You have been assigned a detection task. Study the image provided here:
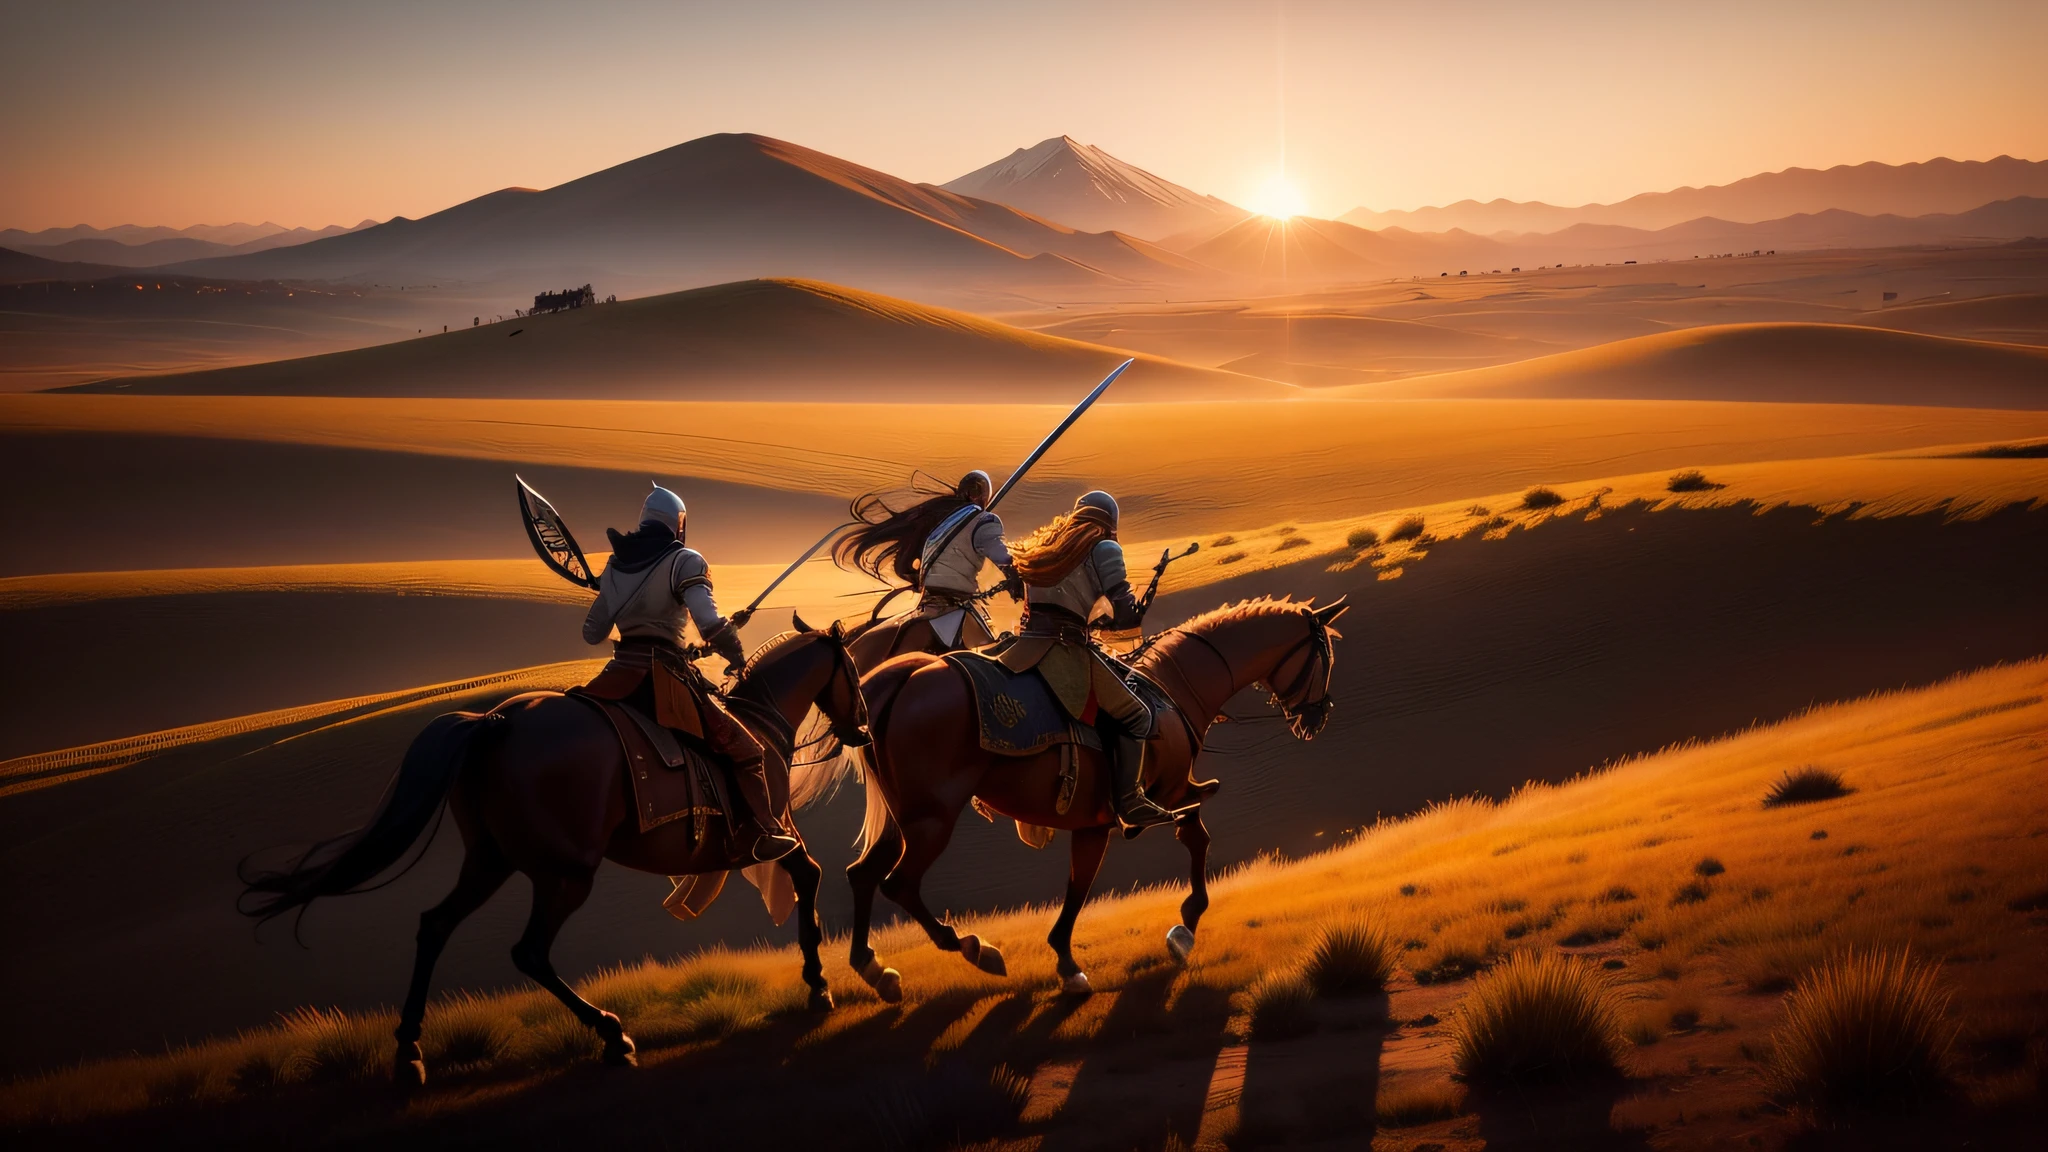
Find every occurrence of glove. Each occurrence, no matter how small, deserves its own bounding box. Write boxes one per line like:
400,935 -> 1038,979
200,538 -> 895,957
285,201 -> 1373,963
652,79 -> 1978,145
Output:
728,607 -> 754,630
1000,563 -> 1025,603
710,624 -> 747,675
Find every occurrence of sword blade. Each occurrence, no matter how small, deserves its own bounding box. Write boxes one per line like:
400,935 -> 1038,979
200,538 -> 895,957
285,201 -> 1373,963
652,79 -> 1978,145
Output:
987,358 -> 1133,512
741,521 -> 854,615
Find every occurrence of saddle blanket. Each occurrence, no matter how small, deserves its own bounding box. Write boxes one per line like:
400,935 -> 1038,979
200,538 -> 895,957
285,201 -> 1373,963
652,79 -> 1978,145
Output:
570,690 -> 731,838
946,650 -> 1104,757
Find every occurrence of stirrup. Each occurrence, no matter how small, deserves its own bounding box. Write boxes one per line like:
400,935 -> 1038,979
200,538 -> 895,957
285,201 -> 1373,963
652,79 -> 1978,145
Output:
748,832 -> 799,863
1115,790 -> 1178,835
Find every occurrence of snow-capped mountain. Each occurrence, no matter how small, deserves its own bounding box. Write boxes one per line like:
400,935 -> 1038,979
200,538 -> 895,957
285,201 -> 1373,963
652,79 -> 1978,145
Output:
942,136 -> 1245,240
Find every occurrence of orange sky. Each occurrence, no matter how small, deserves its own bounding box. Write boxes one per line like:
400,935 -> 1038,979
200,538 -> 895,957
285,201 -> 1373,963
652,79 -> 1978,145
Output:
4,0 -> 2045,230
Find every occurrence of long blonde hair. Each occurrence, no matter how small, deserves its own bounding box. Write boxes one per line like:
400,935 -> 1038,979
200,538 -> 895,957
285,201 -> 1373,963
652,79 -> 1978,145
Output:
1011,505 -> 1115,586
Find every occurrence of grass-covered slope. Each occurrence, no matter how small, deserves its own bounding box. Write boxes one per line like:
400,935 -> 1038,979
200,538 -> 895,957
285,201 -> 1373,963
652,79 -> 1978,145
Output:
5,660 -> 2042,1148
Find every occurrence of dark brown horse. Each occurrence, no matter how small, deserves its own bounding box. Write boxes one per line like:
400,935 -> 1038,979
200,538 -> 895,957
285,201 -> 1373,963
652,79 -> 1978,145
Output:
796,597 -> 1347,1000
242,625 -> 870,1085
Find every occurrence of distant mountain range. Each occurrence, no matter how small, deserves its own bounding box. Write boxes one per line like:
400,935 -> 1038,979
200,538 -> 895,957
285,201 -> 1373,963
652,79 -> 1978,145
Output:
0,221 -> 375,268
165,134 -> 1210,296
1175,196 -> 2048,284
1341,156 -> 2048,235
5,141 -> 2044,297
941,136 -> 1246,240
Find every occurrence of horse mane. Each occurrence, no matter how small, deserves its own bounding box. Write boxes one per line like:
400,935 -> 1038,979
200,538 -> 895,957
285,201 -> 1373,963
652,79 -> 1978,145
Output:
1173,595 -> 1313,634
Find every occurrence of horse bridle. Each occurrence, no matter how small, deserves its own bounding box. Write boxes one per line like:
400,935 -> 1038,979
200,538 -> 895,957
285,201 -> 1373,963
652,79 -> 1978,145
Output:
1149,607 -> 1337,739
823,628 -> 873,747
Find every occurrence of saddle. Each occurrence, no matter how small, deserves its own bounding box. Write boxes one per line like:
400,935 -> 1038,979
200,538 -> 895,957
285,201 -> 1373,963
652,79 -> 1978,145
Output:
571,644 -> 735,838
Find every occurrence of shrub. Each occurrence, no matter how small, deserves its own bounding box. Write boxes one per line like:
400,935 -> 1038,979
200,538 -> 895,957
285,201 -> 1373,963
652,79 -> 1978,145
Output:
1451,952 -> 1625,1086
1211,534 -> 1236,546
279,1007 -> 384,1084
1274,535 -> 1310,552
1375,1080 -> 1465,1127
1671,881 -> 1711,905
1764,767 -> 1851,807
1667,469 -> 1725,492
1695,857 -> 1726,877
1521,486 -> 1565,510
423,993 -> 519,1071
1246,969 -> 1317,1040
1346,526 -> 1380,550
1304,918 -> 1399,997
1770,949 -> 1956,1114
1387,515 -> 1426,542
1217,550 -> 1247,565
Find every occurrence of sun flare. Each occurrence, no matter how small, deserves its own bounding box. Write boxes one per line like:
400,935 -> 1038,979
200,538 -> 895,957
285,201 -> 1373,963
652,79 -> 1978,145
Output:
1248,174 -> 1308,220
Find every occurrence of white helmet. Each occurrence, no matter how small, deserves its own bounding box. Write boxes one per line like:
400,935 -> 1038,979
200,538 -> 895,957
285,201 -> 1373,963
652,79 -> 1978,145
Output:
640,483 -> 686,534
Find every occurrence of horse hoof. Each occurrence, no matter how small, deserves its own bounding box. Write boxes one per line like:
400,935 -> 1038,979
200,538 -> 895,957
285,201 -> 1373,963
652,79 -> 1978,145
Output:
1166,924 -> 1196,966
807,986 -> 836,1013
394,1058 -> 427,1089
860,957 -> 905,1004
602,1034 -> 638,1068
959,934 -> 1007,976
1061,971 -> 1093,997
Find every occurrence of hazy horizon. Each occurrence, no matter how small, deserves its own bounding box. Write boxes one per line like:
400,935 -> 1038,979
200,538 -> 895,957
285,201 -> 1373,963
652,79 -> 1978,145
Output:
5,0 -> 2046,232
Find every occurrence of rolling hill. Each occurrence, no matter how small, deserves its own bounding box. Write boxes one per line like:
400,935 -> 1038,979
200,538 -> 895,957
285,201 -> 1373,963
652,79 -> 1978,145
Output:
170,134 -> 1203,295
60,277 -> 1292,401
1337,322 -> 2048,408
942,135 -> 1247,239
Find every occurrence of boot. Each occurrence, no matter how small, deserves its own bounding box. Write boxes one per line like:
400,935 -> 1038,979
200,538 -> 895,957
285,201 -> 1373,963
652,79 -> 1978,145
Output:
728,758 -> 799,863
1109,728 -> 1177,837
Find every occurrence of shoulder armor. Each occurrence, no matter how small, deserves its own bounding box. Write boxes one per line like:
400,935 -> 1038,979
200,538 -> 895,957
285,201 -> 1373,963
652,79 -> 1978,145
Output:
672,547 -> 712,592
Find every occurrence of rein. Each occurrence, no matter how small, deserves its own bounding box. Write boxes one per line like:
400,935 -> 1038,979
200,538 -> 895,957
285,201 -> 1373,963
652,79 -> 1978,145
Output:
1141,610 -> 1335,736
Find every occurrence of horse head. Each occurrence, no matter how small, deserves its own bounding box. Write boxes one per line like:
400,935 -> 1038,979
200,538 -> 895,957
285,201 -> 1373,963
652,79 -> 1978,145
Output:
1271,597 -> 1346,741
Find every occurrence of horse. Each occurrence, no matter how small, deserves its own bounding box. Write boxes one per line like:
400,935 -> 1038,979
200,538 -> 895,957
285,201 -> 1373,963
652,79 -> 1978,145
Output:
240,624 -> 871,1086
795,596 -> 1348,1000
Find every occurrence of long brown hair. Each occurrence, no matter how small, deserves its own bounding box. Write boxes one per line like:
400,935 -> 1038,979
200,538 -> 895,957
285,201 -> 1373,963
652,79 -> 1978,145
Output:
1011,506 -> 1115,586
833,473 -> 985,586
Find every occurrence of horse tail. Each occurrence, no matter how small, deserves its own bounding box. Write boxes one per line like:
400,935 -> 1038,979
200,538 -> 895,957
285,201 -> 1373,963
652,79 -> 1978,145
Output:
848,655 -> 921,853
239,710 -> 501,925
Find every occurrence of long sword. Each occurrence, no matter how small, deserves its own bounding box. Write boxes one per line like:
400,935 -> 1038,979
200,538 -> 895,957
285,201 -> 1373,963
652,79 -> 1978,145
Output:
921,357 -> 1135,573
735,520 -> 856,620
989,358 -> 1133,511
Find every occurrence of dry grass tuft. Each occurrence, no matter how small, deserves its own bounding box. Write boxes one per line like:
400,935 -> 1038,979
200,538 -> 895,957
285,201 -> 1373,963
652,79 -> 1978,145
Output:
1764,766 -> 1852,807
1451,952 -> 1625,1087
278,1007 -> 386,1084
1345,526 -> 1380,550
1521,486 -> 1565,509
1304,917 -> 1398,997
1246,969 -> 1318,1040
1386,515 -> 1426,542
422,993 -> 518,1071
1274,535 -> 1310,552
1667,469 -> 1726,492
1217,550 -> 1247,565
1770,949 -> 1957,1114
1375,1080 -> 1466,1127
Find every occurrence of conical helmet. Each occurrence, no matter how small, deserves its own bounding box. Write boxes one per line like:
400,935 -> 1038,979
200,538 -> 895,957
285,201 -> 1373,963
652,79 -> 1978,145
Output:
640,483 -> 686,534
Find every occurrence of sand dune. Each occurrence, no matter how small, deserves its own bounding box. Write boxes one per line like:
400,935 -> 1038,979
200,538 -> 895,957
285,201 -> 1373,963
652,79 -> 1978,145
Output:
0,557 -> 877,759
3,451 -> 2040,1073
60,278 -> 1287,401
1858,291 -> 2048,345
11,394 -> 2048,579
1334,322 -> 2048,408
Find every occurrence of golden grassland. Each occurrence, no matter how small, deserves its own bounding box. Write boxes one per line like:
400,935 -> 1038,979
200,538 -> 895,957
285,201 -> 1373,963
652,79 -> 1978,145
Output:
7,657 -> 2042,1144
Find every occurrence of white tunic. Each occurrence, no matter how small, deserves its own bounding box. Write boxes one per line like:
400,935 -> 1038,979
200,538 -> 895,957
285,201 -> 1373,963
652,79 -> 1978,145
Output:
1025,539 -> 1132,621
921,511 -> 1011,595
582,545 -> 723,647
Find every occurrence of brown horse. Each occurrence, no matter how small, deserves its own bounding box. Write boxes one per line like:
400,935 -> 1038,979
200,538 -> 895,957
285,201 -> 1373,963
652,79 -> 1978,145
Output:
241,625 -> 870,1085
799,597 -> 1347,1000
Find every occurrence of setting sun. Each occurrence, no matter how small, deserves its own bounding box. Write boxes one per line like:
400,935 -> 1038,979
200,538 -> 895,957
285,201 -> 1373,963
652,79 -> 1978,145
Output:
1248,173 -> 1308,219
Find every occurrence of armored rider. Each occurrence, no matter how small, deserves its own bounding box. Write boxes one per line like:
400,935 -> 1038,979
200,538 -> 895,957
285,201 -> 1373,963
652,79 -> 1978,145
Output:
836,470 -> 1023,651
1004,490 -> 1178,833
581,484 -> 798,863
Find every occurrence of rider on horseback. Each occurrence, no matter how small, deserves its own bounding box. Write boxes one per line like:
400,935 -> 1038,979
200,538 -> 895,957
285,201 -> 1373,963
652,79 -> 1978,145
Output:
1008,490 -> 1179,833
836,470 -> 1023,652
581,483 -> 798,863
